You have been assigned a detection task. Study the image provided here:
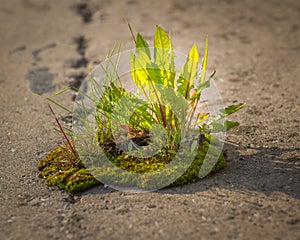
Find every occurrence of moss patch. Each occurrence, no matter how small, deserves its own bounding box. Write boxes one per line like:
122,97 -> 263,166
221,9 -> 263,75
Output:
37,137 -> 225,193
37,145 -> 100,193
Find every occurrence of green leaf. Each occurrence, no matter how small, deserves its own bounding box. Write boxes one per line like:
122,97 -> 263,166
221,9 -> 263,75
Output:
153,26 -> 175,87
97,83 -> 125,113
206,103 -> 244,131
219,103 -> 245,117
224,121 -> 239,131
200,36 -> 208,84
196,112 -> 210,124
154,26 -> 171,50
154,26 -> 171,67
136,33 -> 151,58
177,44 -> 199,99
130,51 -> 152,86
211,121 -> 239,132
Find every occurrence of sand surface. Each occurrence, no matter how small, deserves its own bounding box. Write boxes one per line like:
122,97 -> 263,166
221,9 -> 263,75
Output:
1,0 -> 299,239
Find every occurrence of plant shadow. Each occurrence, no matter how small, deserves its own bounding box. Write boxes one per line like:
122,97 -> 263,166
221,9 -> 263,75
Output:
80,142 -> 300,199
161,142 -> 300,199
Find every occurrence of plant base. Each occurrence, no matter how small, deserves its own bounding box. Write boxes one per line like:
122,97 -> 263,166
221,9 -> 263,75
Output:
37,137 -> 225,194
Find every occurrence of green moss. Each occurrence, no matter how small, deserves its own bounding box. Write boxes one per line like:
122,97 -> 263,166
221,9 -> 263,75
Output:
171,141 -> 225,186
37,137 -> 225,193
37,145 -> 100,194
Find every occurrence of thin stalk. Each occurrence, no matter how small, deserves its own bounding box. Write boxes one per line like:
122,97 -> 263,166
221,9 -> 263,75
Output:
188,70 -> 216,129
127,23 -> 136,44
148,80 -> 168,128
48,104 -> 76,154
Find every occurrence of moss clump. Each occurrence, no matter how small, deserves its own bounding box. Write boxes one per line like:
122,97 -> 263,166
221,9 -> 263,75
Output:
171,140 -> 225,186
37,145 -> 100,194
37,136 -> 225,193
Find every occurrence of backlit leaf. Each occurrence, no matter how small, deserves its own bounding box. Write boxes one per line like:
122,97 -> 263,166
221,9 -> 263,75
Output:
136,33 -> 151,58
177,44 -> 199,99
200,36 -> 208,84
153,26 -> 175,87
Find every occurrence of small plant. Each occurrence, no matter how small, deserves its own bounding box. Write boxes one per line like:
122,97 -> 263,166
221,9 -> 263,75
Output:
38,25 -> 244,193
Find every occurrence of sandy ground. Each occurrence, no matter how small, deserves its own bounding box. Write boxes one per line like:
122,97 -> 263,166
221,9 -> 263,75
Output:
1,0 -> 300,239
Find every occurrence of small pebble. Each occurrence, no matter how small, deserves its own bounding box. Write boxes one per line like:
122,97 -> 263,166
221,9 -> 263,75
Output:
147,204 -> 156,208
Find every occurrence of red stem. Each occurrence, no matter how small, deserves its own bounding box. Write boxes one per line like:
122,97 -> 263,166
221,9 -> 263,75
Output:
48,104 -> 76,154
